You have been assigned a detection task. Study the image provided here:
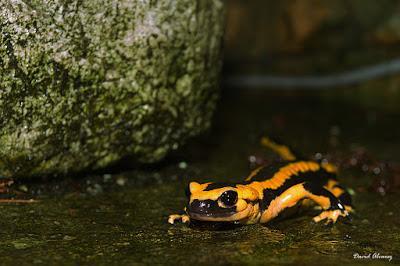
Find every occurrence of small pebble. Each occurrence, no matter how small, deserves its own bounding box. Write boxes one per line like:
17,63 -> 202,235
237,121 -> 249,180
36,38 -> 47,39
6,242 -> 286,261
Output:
314,153 -> 323,160
330,125 -> 341,136
13,242 -> 29,250
18,185 -> 28,192
373,167 -> 381,175
63,235 -> 76,241
347,188 -> 356,196
178,161 -> 188,169
86,184 -> 103,196
103,174 -> 112,182
116,177 -> 127,186
377,187 -> 386,196
249,155 -> 257,163
361,219 -> 370,224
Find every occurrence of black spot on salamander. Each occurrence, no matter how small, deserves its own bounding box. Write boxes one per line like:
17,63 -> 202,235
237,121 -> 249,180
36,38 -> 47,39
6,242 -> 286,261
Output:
247,162 -> 289,182
303,181 -> 332,197
332,184 -> 352,206
260,189 -> 278,211
338,191 -> 353,206
259,168 -> 333,211
333,183 -> 346,190
188,199 -> 236,217
204,183 -> 237,191
303,182 -> 344,211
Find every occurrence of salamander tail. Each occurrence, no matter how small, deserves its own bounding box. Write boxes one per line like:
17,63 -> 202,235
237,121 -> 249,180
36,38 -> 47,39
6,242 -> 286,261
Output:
260,136 -> 300,161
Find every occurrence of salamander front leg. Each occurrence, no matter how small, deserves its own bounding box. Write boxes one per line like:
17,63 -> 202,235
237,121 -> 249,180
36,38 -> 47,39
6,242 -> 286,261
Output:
168,208 -> 190,224
261,182 -> 349,224
168,214 -> 190,224
312,209 -> 345,223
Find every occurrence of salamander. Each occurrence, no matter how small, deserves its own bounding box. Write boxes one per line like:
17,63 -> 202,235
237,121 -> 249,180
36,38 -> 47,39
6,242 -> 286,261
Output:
168,137 -> 353,225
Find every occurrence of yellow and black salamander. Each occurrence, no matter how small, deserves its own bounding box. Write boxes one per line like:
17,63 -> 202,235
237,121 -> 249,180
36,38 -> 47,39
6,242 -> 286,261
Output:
168,137 -> 353,225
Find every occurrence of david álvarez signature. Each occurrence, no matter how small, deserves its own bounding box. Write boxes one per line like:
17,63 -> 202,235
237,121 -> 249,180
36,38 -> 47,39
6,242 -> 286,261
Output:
353,252 -> 393,262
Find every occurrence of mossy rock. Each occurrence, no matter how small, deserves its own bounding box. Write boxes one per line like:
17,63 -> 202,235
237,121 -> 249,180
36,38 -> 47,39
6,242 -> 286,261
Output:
0,0 -> 224,178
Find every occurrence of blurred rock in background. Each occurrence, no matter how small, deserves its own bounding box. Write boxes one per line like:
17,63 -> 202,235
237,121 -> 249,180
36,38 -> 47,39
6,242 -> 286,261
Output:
225,0 -> 400,70
223,0 -> 400,111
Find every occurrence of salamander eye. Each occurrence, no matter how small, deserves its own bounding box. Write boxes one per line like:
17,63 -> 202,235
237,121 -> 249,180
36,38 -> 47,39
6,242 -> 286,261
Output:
219,190 -> 238,207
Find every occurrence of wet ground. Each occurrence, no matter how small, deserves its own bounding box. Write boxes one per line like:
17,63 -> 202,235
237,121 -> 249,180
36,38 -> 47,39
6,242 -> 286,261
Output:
0,89 -> 399,265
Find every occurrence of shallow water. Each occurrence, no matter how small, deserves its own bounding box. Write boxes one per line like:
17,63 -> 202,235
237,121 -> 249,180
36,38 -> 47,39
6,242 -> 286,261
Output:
0,89 -> 399,265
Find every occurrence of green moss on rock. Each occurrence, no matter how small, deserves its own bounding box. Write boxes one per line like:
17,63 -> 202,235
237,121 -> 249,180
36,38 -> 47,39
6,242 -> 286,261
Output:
0,0 -> 225,178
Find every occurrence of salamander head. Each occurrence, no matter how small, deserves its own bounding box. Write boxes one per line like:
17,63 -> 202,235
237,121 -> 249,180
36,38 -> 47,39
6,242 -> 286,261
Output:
185,182 -> 260,223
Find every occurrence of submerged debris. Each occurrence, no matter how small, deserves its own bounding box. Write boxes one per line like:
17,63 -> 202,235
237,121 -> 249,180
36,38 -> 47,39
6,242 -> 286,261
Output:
248,142 -> 399,196
178,161 -> 188,170
0,178 -> 38,203
331,146 -> 400,195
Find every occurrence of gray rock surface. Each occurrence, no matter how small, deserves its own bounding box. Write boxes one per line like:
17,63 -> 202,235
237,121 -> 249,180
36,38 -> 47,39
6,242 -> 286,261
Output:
0,0 -> 225,178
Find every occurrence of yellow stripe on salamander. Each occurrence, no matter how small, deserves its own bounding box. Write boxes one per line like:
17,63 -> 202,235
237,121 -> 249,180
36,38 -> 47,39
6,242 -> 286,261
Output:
256,161 -> 320,190
245,166 -> 264,181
